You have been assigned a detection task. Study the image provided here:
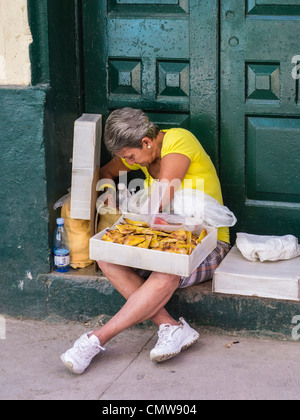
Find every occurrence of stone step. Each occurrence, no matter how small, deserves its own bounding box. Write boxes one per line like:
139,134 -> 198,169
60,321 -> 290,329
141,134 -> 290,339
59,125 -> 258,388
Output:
45,265 -> 300,340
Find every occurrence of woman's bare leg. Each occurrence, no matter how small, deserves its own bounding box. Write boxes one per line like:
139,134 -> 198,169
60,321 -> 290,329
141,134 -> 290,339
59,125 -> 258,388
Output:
91,262 -> 180,345
97,261 -> 179,327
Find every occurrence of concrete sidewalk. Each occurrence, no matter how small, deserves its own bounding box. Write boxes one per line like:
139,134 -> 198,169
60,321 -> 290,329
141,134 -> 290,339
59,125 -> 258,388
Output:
1,316 -> 300,401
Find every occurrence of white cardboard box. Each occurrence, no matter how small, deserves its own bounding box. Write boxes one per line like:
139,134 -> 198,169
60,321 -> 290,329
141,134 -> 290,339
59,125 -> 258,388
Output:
213,245 -> 300,301
89,215 -> 217,277
70,114 -> 102,220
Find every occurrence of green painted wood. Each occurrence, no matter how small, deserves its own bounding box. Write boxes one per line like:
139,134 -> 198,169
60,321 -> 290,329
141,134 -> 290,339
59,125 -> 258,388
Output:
220,0 -> 300,239
27,0 -> 50,85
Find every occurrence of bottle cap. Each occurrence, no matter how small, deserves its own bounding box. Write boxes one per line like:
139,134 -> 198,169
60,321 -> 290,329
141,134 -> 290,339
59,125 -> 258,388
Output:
56,218 -> 64,225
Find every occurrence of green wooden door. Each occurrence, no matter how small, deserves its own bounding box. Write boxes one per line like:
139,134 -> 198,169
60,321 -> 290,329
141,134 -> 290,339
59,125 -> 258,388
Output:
82,0 -> 300,239
82,0 -> 220,166
221,0 -> 300,238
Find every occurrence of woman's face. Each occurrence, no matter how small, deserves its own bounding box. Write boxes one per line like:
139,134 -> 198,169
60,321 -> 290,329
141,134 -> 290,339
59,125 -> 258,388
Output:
117,140 -> 153,167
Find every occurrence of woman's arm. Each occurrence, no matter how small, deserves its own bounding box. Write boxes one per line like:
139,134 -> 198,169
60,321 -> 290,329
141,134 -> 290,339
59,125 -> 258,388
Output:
158,153 -> 191,211
99,156 -> 131,181
98,156 -> 132,191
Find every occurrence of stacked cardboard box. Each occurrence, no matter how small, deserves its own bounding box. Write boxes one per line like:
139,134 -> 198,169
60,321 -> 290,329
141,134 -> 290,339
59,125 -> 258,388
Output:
70,114 -> 102,220
213,245 -> 300,301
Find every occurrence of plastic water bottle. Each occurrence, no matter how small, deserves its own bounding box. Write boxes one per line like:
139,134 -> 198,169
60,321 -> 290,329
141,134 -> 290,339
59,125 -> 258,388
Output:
53,218 -> 70,272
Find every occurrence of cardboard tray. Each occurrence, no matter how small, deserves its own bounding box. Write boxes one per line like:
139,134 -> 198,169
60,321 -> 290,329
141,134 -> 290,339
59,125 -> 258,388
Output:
89,215 -> 217,277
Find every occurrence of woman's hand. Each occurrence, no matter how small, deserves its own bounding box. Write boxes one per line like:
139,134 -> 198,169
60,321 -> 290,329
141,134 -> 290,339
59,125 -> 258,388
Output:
97,157 -> 131,211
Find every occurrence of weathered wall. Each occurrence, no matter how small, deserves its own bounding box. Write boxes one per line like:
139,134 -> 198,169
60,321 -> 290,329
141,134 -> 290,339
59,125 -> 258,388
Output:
0,0 -> 50,317
0,0 -> 81,318
0,87 -> 50,317
0,0 -> 32,85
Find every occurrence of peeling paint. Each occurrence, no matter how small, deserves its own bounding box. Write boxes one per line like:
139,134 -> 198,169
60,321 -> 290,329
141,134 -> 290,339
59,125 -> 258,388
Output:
26,271 -> 33,280
18,272 -> 33,290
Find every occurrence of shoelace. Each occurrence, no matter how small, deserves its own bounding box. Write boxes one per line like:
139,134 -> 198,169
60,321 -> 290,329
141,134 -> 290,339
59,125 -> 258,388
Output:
156,324 -> 182,348
73,337 -> 105,361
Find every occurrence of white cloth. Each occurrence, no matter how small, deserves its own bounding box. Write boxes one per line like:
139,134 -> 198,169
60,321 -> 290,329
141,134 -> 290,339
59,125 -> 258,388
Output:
236,233 -> 300,262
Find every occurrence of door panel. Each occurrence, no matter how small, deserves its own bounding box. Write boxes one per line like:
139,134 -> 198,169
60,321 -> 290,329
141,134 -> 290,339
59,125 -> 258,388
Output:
247,0 -> 300,17
82,0 -> 220,166
107,17 -> 190,110
108,0 -> 189,14
221,0 -> 300,238
247,117 -> 300,201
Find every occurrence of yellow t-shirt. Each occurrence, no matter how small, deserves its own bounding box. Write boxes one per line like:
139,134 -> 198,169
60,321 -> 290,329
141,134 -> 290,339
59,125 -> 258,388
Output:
122,128 -> 230,244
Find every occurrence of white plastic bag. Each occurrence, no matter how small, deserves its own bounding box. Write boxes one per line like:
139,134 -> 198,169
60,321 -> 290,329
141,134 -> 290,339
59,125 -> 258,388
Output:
236,232 -> 300,262
127,188 -> 148,214
53,189 -> 71,210
127,184 -> 237,228
173,188 -> 237,228
127,182 -> 172,215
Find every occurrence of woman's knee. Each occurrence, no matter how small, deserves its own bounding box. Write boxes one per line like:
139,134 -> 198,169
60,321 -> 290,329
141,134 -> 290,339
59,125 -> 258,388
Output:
150,272 -> 181,292
97,260 -> 110,273
97,260 -> 134,278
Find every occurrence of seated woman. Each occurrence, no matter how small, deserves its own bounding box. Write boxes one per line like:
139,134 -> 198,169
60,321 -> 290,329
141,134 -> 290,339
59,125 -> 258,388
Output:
61,108 -> 231,374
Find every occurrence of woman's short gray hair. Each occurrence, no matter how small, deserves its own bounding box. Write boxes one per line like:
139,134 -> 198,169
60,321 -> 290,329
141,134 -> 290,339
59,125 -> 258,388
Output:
104,108 -> 160,156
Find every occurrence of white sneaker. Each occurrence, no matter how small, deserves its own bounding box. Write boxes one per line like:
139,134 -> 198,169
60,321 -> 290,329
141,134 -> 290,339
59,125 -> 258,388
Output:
60,333 -> 105,374
150,317 -> 199,362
